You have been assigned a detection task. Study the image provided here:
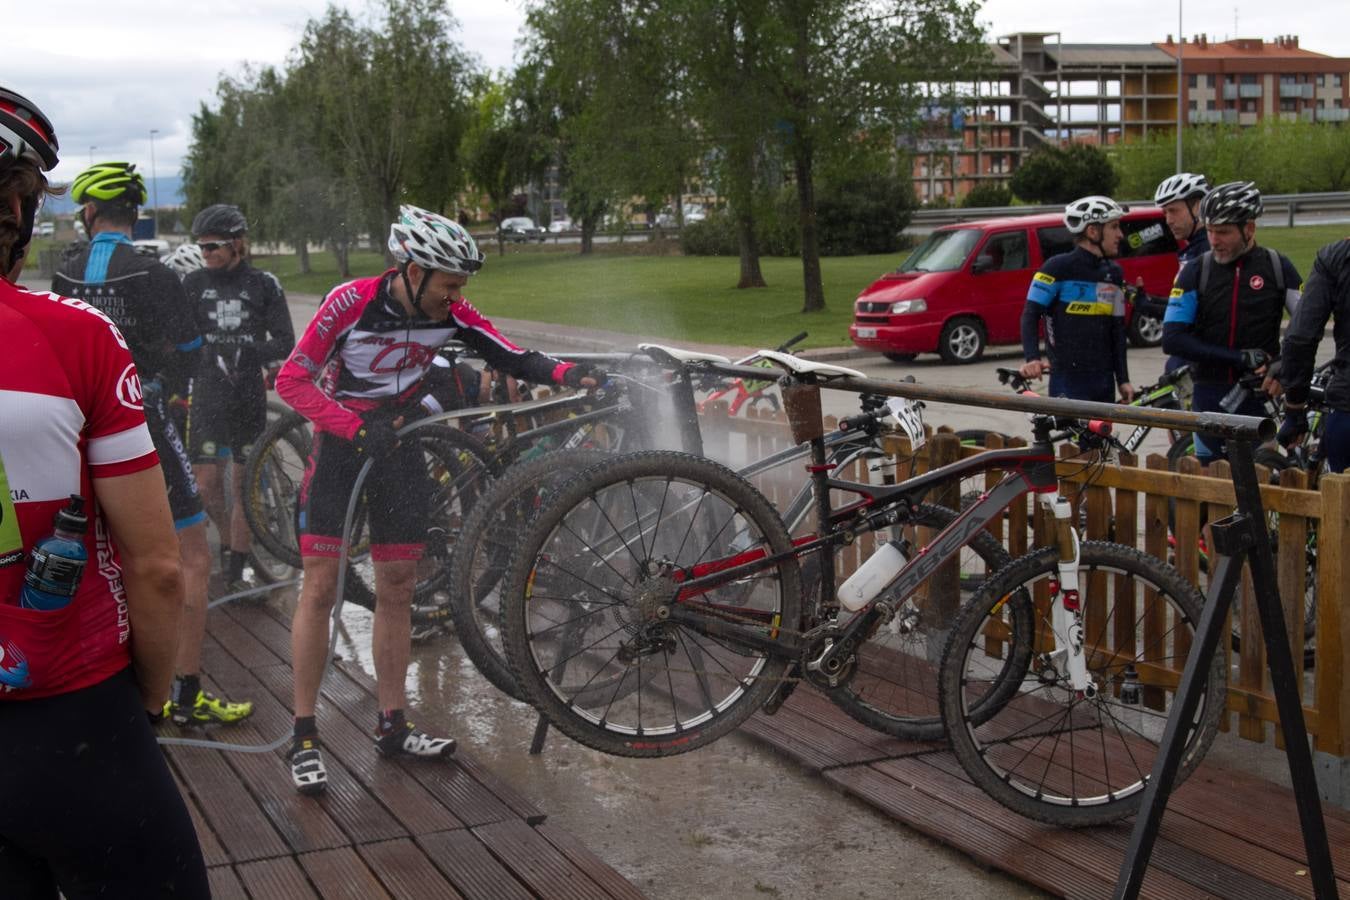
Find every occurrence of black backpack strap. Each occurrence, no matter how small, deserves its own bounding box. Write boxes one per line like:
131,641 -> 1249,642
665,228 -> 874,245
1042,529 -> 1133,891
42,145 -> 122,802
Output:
1267,246 -> 1285,293
1198,250 -> 1213,294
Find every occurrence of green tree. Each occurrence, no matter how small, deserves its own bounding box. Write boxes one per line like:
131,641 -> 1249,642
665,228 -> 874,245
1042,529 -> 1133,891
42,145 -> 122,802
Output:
464,74 -> 554,255
756,0 -> 986,311
1011,143 -> 1118,204
960,182 -> 1012,208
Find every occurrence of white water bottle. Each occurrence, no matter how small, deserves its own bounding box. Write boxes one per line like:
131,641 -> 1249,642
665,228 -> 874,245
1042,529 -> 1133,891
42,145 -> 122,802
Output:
837,540 -> 907,612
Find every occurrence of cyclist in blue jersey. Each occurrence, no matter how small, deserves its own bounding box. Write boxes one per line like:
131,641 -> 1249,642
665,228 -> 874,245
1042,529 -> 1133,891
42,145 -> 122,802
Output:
1162,181 -> 1302,463
1019,196 -> 1135,403
53,162 -> 253,728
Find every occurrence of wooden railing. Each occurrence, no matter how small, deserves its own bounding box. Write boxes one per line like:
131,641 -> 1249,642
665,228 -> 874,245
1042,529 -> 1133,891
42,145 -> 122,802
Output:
698,401 -> 1350,757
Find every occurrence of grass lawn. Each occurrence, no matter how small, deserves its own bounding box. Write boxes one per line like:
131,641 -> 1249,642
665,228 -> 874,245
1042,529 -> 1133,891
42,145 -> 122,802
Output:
249,221 -> 1348,349
255,246 -> 897,349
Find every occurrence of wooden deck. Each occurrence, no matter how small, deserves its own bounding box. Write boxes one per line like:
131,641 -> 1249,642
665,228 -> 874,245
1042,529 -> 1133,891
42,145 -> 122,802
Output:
161,601 -> 646,900
739,687 -> 1350,900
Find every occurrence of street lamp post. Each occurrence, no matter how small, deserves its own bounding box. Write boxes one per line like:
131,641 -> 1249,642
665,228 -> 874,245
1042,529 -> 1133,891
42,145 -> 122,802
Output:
149,129 -> 160,237
1176,0 -> 1184,172
88,145 -> 96,166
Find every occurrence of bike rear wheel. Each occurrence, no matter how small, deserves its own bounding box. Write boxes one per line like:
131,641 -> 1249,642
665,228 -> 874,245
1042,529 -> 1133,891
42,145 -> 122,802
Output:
500,451 -> 802,757
447,448 -> 612,700
243,411 -> 312,569
940,542 -> 1224,827
826,503 -> 1012,741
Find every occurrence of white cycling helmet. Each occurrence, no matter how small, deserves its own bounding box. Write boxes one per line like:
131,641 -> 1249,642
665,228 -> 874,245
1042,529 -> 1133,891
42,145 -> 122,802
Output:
165,242 -> 205,278
1153,172 -> 1209,208
1064,196 -> 1125,235
388,204 -> 483,276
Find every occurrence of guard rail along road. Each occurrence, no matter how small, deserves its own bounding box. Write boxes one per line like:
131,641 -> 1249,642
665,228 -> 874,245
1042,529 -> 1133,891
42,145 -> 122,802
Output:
910,191 -> 1350,229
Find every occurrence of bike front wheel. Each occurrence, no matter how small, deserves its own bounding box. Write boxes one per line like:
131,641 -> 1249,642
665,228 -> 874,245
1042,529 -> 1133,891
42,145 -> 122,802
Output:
939,542 -> 1225,827
500,451 -> 802,757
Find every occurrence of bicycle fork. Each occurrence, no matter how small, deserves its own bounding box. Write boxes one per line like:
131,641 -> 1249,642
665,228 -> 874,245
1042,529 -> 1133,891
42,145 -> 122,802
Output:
1039,492 -> 1094,697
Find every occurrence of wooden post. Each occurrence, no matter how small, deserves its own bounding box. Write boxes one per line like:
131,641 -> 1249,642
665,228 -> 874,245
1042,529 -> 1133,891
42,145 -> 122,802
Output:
927,432 -> 962,635
1315,474 -> 1350,755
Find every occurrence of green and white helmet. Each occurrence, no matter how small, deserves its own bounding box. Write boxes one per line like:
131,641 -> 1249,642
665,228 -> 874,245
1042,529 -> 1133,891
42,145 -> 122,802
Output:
388,204 -> 483,276
1064,196 -> 1125,234
71,161 -> 147,205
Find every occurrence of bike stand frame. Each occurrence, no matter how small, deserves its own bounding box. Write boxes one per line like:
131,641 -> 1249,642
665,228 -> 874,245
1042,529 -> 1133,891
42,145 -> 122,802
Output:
1114,439 -> 1338,899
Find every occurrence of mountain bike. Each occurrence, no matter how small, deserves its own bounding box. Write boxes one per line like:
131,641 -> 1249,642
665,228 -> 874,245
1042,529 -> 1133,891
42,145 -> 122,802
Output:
450,375 -> 1004,707
696,332 -> 807,416
497,355 -> 1223,826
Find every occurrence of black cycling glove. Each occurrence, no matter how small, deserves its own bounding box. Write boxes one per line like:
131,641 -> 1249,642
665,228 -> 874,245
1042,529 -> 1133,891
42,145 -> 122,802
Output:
562,363 -> 603,388
1277,408 -> 1309,447
352,418 -> 400,458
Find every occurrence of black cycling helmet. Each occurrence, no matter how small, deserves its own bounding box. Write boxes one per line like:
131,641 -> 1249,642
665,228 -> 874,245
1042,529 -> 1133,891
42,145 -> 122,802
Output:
1199,181 -> 1263,226
0,86 -> 59,172
71,162 -> 147,206
191,203 -> 248,238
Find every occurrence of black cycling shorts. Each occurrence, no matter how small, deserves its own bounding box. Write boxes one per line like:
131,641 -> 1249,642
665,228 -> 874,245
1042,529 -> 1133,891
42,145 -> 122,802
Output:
298,431 -> 433,562
0,668 -> 210,900
187,370 -> 267,464
145,391 -> 206,531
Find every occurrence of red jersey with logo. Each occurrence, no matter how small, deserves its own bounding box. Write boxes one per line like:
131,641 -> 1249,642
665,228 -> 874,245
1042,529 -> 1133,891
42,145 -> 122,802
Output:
276,270 -> 574,437
0,280 -> 159,700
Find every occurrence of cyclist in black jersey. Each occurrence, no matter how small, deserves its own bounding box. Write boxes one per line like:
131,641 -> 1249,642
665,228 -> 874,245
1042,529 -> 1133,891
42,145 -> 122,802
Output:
1137,173 -> 1211,372
1268,238 -> 1350,473
183,204 -> 295,593
53,162 -> 253,728
1162,181 -> 1302,463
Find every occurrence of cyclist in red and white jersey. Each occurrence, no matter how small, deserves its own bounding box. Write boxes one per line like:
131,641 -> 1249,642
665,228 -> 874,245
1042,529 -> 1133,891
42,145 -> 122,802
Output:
0,86 -> 208,898
277,204 -> 597,794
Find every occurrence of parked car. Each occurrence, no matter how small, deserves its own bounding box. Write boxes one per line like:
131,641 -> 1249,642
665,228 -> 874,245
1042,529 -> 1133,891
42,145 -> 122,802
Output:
37,221 -> 54,237
499,216 -> 545,243
848,209 -> 1179,364
547,217 -> 572,234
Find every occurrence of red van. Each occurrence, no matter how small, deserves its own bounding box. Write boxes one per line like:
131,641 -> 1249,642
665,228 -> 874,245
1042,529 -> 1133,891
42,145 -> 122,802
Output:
849,209 -> 1179,364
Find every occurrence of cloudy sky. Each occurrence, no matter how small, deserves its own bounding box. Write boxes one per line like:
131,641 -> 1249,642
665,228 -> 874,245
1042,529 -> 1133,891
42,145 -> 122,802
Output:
8,0 -> 1349,187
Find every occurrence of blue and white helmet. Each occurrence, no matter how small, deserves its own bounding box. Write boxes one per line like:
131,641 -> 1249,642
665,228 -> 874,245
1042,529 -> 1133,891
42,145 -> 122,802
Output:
388,205 -> 483,276
1064,196 -> 1125,235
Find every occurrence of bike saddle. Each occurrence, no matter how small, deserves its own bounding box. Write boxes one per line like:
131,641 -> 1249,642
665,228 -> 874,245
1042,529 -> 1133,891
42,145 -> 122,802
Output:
637,343 -> 732,367
756,350 -> 865,380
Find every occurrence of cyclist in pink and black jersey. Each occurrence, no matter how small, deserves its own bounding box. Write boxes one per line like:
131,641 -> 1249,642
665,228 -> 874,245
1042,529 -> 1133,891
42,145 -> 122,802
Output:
277,204 -> 597,795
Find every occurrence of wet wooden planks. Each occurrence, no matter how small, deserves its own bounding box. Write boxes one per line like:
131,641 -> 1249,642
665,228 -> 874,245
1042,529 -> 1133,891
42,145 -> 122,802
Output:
161,602 -> 644,899
740,686 -> 1350,899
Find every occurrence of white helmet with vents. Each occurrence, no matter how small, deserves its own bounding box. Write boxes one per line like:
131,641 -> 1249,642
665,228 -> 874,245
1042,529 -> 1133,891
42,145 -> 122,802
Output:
1064,196 -> 1125,235
1153,172 -> 1209,207
164,242 -> 205,278
388,204 -> 483,276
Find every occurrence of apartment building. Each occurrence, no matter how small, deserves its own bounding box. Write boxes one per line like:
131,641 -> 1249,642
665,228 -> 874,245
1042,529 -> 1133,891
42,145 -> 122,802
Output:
1169,34 -> 1349,126
912,32 -> 1350,204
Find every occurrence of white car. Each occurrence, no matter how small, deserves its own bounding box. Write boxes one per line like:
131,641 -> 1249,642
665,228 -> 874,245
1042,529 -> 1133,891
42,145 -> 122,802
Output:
37,221 -> 54,237
547,218 -> 573,233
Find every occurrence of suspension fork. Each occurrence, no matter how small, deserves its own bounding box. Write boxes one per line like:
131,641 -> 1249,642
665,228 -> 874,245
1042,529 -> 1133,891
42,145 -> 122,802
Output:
1038,491 -> 1093,695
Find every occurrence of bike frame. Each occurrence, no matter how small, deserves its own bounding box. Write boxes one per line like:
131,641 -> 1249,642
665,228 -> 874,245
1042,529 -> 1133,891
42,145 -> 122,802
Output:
661,417 -> 1091,686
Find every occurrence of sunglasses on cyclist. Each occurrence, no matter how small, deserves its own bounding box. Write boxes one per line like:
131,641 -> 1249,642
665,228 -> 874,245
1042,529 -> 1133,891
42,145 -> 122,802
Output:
197,240 -> 234,252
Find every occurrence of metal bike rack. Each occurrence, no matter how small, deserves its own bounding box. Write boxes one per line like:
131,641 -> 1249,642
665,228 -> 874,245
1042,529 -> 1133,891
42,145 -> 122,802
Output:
687,363 -> 1336,897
